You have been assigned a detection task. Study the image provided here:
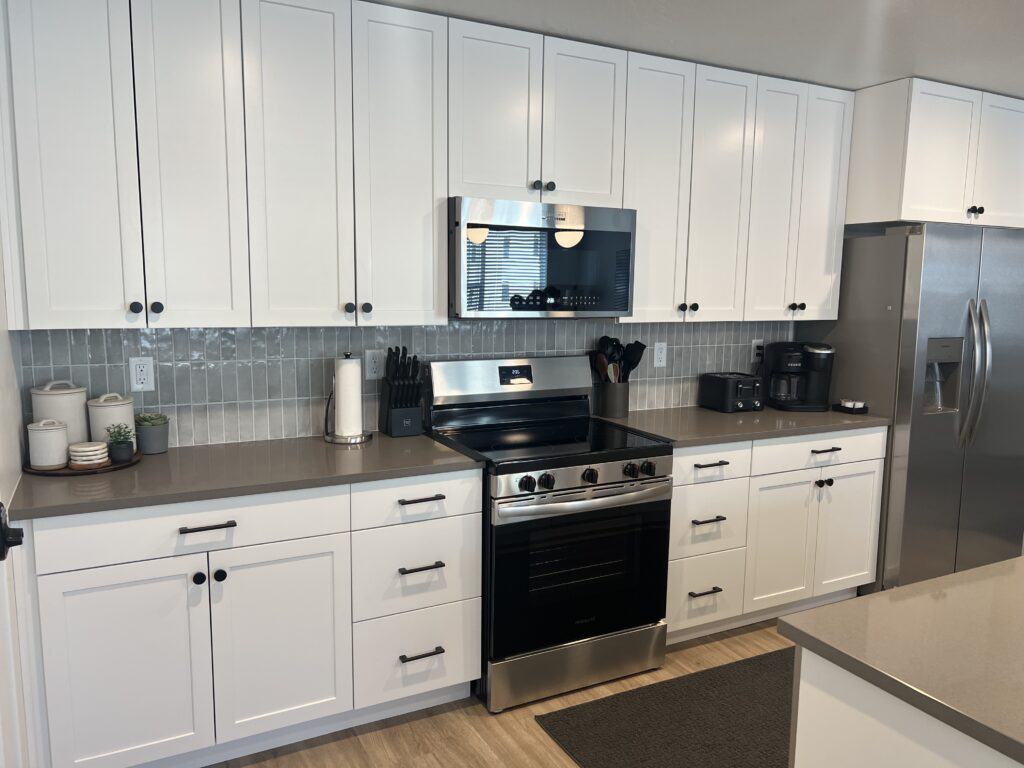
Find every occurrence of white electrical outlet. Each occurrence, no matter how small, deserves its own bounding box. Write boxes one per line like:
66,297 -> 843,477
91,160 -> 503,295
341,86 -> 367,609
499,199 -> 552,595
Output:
364,349 -> 385,380
751,338 -> 765,364
129,357 -> 155,392
654,342 -> 667,368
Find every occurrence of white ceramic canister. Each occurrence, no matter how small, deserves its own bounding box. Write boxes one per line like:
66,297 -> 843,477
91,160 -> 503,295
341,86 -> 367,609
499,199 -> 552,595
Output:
30,380 -> 88,444
27,419 -> 69,470
87,393 -> 136,447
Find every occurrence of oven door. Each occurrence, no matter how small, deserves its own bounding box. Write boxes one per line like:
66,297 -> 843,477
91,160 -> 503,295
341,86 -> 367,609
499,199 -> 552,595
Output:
489,478 -> 670,661
450,196 -> 636,318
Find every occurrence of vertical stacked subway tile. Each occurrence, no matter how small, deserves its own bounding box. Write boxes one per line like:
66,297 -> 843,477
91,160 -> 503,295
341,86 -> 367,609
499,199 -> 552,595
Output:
15,320 -> 792,447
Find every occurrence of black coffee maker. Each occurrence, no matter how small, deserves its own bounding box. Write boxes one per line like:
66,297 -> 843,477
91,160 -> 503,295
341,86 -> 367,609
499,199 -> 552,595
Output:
761,342 -> 834,412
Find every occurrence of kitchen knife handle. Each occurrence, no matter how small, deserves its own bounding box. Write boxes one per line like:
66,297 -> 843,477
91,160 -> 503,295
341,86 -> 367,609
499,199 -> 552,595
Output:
397,494 -> 446,506
693,460 -> 730,469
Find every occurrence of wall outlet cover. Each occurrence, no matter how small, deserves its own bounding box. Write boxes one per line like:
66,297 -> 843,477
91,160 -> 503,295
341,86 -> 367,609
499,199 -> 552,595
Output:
654,342 -> 667,368
751,339 -> 765,364
129,357 -> 155,392
364,349 -> 385,380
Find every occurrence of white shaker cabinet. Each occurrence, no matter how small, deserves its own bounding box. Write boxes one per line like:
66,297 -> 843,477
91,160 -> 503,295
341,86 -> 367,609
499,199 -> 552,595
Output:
209,534 -> 353,742
38,554 -> 215,768
972,92 -> 1024,228
448,20 -> 543,202
813,459 -> 883,596
540,38 -> 627,207
683,65 -> 756,322
621,52 -> 695,323
8,0 -> 145,329
352,2 -> 447,326
243,0 -> 357,327
132,0 -> 250,328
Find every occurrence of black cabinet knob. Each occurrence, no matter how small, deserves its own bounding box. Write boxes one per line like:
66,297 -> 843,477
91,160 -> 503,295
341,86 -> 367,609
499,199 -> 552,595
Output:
531,180 -> 543,190
150,301 -> 164,314
544,181 -> 556,191
129,301 -> 144,314
977,206 -> 985,215
623,462 -> 639,479
344,302 -> 356,313
968,205 -> 979,215
192,572 -> 207,585
518,475 -> 537,493
825,478 -> 835,486
815,479 -> 826,488
213,569 -> 227,583
678,303 -> 688,312
640,460 -> 657,477
789,302 -> 799,311
798,302 -> 807,311
361,302 -> 373,313
582,467 -> 599,484
537,473 -> 555,490
689,303 -> 699,312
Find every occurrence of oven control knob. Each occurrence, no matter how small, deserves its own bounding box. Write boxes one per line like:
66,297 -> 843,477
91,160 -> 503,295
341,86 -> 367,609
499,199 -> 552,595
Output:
582,467 -> 599,484
518,475 -> 537,493
640,460 -> 657,477
537,473 -> 556,490
623,462 -> 639,479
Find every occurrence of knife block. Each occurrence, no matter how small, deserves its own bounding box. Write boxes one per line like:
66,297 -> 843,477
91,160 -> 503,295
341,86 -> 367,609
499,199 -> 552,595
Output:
378,380 -> 424,437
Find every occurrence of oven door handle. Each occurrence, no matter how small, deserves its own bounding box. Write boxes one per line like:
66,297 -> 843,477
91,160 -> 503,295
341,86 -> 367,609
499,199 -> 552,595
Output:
495,482 -> 671,521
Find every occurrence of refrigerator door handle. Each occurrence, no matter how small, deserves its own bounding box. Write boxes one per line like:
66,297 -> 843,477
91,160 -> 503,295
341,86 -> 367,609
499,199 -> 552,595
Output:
958,299 -> 984,447
969,299 -> 994,444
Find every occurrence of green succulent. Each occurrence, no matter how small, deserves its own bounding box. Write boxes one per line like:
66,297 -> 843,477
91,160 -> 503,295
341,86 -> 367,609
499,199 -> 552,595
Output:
105,422 -> 134,444
135,412 -> 169,427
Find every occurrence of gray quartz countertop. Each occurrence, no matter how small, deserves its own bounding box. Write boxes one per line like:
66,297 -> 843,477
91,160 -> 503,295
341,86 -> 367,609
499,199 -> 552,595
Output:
779,558 -> 1024,763
10,434 -> 482,521
604,406 -> 891,447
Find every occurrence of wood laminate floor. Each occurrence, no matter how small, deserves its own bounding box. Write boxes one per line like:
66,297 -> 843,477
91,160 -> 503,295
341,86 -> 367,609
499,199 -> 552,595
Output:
219,621 -> 791,768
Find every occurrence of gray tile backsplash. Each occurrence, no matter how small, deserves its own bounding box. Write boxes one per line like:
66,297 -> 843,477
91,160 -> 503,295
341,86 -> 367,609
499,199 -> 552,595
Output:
16,320 -> 792,448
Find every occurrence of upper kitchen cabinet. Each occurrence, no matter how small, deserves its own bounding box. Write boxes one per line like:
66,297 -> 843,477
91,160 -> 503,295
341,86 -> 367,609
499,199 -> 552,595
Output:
682,65 -> 756,322
621,52 -> 695,323
8,0 -> 145,329
352,2 -> 447,326
133,0 -> 251,328
448,20 -> 543,202
846,78 -> 1024,227
243,0 -> 357,327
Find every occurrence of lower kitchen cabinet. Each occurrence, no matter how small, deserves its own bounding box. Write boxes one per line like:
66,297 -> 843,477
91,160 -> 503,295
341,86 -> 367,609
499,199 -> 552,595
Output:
37,553 -> 216,768
209,534 -> 353,742
813,459 -> 883,596
666,547 -> 746,632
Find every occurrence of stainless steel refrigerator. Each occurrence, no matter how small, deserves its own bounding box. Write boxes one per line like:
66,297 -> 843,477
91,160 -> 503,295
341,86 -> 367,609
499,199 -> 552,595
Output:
809,223 -> 1024,588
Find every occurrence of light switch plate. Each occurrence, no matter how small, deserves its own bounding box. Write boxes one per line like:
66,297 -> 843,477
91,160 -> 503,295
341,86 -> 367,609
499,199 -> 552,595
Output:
654,342 -> 667,368
129,357 -> 155,392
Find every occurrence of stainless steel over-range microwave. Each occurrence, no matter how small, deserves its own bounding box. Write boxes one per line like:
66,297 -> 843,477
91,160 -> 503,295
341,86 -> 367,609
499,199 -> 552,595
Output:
448,197 -> 637,319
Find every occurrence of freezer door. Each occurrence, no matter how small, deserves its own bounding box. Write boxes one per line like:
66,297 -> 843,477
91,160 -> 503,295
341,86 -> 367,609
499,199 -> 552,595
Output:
957,228 -> 1024,571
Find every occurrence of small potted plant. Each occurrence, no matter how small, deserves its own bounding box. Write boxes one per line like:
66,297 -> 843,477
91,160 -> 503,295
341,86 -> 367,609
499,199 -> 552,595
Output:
105,423 -> 135,463
135,412 -> 170,455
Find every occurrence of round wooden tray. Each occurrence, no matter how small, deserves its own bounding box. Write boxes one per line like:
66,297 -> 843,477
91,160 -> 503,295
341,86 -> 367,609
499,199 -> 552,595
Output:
24,451 -> 142,477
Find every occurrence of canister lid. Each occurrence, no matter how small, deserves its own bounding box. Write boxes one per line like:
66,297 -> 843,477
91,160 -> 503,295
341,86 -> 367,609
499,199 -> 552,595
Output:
28,418 -> 67,432
86,392 -> 134,408
30,379 -> 86,396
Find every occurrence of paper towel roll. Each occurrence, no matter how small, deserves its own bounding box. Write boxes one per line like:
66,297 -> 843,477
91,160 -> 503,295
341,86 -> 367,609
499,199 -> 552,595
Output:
334,355 -> 363,437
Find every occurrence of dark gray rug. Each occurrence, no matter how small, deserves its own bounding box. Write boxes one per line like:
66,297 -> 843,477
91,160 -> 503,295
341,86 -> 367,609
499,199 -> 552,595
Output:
535,647 -> 795,768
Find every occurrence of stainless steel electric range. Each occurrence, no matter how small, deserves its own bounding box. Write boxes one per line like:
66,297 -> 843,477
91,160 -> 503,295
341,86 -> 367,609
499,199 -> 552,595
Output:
427,356 -> 673,713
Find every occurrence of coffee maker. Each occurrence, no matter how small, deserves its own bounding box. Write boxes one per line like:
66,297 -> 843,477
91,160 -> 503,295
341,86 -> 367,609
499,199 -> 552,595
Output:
761,342 -> 834,411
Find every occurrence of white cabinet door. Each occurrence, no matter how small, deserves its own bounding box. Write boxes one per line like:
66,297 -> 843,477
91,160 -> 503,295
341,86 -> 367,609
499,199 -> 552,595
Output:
901,79 -> 982,224
209,534 -> 352,742
972,92 -> 1024,228
744,468 -> 820,613
9,0 -> 145,329
813,460 -> 883,596
622,52 -> 695,323
743,76 -> 807,322
540,37 -> 626,207
789,85 -> 853,321
243,0 -> 356,327
38,554 -> 214,768
132,0 -> 250,328
684,65 -> 756,322
449,20 -> 542,202
352,2 -> 447,326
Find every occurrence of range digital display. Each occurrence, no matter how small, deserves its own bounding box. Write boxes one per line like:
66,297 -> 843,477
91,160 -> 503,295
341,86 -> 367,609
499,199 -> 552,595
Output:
498,365 -> 533,385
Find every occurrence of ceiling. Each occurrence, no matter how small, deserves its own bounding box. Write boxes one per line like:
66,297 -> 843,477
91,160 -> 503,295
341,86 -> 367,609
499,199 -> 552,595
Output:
403,0 -> 1024,97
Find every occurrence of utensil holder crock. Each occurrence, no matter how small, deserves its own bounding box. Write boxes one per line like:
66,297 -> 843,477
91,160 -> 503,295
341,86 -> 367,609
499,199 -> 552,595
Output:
594,382 -> 629,418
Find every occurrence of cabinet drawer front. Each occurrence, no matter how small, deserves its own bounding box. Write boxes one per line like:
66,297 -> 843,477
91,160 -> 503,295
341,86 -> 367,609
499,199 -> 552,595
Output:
350,469 -> 481,530
352,514 -> 482,621
352,598 -> 481,709
34,486 -> 351,575
750,427 -> 886,476
670,478 -> 749,560
672,442 -> 752,485
666,548 -> 746,632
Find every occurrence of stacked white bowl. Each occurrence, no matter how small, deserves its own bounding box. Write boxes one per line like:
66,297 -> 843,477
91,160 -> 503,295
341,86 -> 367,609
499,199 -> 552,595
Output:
68,441 -> 110,470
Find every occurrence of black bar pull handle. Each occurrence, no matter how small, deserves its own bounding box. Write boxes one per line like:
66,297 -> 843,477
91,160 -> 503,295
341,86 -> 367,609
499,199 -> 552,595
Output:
178,520 -> 238,535
694,460 -> 730,469
398,493 -> 446,507
811,447 -> 842,455
398,560 -> 445,576
399,646 -> 445,664
691,515 -> 727,526
688,586 -> 724,599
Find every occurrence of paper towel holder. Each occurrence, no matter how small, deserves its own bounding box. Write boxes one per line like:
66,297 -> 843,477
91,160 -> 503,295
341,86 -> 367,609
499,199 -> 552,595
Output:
323,356 -> 372,446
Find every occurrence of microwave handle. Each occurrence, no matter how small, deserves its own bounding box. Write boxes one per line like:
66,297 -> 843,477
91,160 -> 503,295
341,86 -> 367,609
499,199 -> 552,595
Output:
495,481 -> 670,521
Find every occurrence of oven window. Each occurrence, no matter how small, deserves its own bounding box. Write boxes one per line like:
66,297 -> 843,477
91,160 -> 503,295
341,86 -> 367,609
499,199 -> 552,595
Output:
490,501 -> 669,661
465,226 -> 631,313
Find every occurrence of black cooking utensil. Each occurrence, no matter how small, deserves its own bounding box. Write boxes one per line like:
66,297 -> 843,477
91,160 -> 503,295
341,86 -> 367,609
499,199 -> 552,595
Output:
620,341 -> 646,382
